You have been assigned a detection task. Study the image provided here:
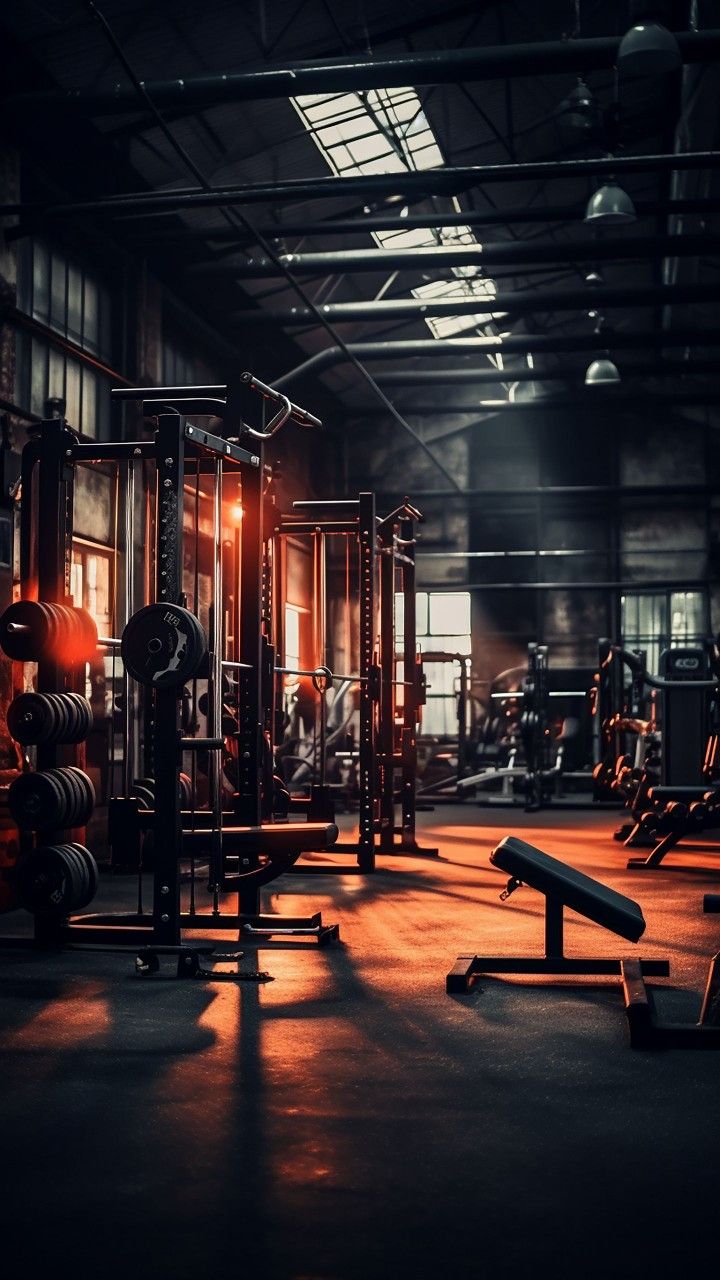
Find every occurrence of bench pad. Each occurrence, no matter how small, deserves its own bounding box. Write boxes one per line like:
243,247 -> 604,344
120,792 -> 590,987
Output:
490,835 -> 646,942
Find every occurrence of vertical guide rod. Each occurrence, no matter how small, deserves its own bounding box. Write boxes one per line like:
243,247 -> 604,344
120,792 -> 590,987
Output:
123,456 -> 136,798
209,456 -> 224,913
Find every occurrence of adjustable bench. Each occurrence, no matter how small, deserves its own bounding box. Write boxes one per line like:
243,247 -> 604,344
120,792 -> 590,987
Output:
447,835 -> 669,993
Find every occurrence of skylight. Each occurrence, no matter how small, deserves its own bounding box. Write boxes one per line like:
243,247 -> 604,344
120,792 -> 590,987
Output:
292,87 -> 500,342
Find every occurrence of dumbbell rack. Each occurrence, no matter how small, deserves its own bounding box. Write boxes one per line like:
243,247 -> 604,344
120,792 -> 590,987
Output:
0,384 -> 339,969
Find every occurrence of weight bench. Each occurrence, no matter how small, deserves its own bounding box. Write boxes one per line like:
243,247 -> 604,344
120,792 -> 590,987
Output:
622,955 -> 720,1049
447,835 -> 669,993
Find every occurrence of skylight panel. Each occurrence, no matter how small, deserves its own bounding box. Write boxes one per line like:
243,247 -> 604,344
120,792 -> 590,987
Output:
292,88 -> 503,353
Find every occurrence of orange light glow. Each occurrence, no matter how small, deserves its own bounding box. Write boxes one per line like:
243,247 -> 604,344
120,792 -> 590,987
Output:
231,503 -> 244,523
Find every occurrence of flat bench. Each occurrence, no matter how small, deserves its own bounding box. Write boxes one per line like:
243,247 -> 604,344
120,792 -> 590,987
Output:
447,835 -> 669,994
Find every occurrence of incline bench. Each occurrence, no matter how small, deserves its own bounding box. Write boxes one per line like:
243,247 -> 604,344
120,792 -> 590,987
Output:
447,835 -> 670,994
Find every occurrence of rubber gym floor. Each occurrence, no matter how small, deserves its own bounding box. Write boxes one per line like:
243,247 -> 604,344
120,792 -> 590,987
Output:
1,804 -> 719,1280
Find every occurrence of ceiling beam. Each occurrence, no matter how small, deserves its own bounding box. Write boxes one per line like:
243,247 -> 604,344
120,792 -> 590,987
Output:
5,153 -> 720,221
8,31 -> 720,115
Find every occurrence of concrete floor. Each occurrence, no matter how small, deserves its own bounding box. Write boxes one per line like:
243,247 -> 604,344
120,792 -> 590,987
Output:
1,805 -> 720,1279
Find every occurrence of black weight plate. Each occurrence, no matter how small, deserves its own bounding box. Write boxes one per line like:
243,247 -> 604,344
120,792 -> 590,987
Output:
132,784 -> 155,811
7,692 -> 54,745
75,608 -> 99,660
57,843 -> 89,911
56,768 -> 82,826
16,847 -> 73,916
9,770 -> 67,831
65,693 -> 93,743
121,604 -> 208,688
179,772 -> 193,808
47,693 -> 70,742
0,601 -> 50,662
68,844 -> 99,907
64,766 -> 95,823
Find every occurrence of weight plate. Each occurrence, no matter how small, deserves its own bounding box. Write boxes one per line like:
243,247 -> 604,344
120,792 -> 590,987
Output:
16,847 -> 74,916
47,693 -> 70,742
57,843 -> 89,910
7,692 -> 54,745
68,843 -> 99,908
0,601 -> 50,662
121,604 -> 208,689
132,784 -> 155,811
64,766 -> 95,824
9,770 -> 67,831
57,768 -> 83,826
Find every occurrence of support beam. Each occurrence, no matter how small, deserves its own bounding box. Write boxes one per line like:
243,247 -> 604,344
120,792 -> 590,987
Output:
8,32 -> 720,115
273,329 -> 720,386
228,280 -> 720,324
200,233 -> 720,278
4,156 -> 720,221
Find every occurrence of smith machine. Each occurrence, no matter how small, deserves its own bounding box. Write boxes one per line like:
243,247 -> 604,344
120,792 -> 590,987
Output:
0,378 -> 342,977
273,495 -> 437,871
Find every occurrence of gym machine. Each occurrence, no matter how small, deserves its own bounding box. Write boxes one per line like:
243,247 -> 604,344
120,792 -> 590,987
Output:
594,641 -> 720,869
0,377 -> 341,977
272,495 -> 437,868
432,644 -> 594,810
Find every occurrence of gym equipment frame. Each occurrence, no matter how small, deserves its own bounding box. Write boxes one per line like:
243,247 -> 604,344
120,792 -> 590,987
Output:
0,378 -> 340,975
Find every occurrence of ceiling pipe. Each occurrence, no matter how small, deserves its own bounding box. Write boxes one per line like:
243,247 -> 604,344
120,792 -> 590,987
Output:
4,153 -> 720,221
210,233 -> 719,279
8,31 -> 719,115
273,329 -> 720,387
372,360 -> 720,385
119,197 -> 719,243
345,392 -> 720,413
228,280 -> 720,325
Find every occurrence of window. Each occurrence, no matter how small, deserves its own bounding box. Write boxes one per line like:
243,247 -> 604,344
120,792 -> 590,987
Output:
621,590 -> 708,675
15,239 -> 112,438
71,541 -> 114,635
292,89 -> 501,347
397,591 -> 472,735
0,513 -> 12,568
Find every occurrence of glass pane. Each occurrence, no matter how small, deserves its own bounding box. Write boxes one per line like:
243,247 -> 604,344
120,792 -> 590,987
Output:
48,347 -> 65,405
285,604 -> 301,666
416,592 -> 428,636
65,359 -> 81,430
50,253 -> 67,331
16,240 -> 32,314
81,367 -> 97,438
83,277 -> 98,352
30,338 -> 48,416
32,241 -> 50,323
429,592 -> 470,636
670,591 -> 705,640
0,514 -> 12,568
67,265 -> 83,344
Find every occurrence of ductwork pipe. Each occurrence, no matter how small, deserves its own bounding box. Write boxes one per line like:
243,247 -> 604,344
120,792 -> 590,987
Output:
4,155 -> 720,221
8,31 -> 720,114
229,280 -> 720,325
273,329 -> 720,387
372,360 -> 720,385
126,197 -> 720,243
206,233 -> 719,278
